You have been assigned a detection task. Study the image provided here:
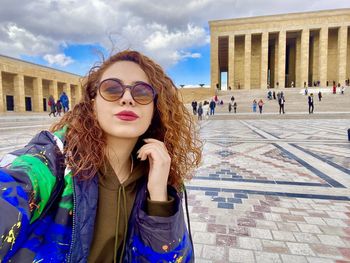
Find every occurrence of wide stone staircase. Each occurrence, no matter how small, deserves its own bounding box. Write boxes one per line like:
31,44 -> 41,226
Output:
191,87 -> 350,117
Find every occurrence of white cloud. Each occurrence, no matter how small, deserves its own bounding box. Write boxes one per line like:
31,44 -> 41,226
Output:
43,53 -> 74,66
0,22 -> 57,57
0,0 -> 349,69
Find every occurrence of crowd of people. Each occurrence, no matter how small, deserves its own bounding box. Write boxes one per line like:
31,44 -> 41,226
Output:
191,82 -> 348,120
48,91 -> 70,117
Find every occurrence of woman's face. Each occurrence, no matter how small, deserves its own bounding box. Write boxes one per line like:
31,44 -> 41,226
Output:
94,61 -> 154,139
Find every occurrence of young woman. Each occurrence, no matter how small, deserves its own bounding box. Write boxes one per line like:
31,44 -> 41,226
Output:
0,50 -> 202,262
258,99 -> 264,114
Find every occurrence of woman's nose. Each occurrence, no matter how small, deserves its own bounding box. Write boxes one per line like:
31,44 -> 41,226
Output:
119,89 -> 135,106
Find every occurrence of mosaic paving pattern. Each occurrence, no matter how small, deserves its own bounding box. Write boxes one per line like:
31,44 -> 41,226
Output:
188,119 -> 350,262
1,116 -> 350,262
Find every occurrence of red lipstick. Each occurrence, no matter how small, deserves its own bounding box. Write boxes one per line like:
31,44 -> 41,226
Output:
115,110 -> 139,121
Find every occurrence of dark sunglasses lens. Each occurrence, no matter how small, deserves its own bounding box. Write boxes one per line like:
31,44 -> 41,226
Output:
132,83 -> 154,104
99,80 -> 124,101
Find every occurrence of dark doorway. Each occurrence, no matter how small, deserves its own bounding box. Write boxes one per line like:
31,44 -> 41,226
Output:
25,97 -> 32,111
6,95 -> 14,111
43,98 -> 47,111
218,36 -> 229,90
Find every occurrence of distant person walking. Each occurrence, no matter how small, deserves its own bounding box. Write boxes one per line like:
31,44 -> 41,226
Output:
341,86 -> 345,94
60,92 -> 70,113
252,99 -> 257,112
230,95 -> 235,103
278,94 -> 285,114
56,100 -> 62,117
48,95 -> 56,117
203,101 -> 210,120
258,99 -> 264,114
318,91 -> 322,101
308,93 -> 314,114
197,102 -> 203,121
209,99 -> 216,115
191,100 -> 197,115
233,102 -> 237,113
228,101 -> 232,113
333,83 -> 337,94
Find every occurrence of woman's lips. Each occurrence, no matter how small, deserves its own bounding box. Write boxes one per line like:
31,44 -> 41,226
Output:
115,111 -> 139,121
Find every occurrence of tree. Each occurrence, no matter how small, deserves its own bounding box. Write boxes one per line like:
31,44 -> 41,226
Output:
180,84 -> 185,88
199,84 -> 205,87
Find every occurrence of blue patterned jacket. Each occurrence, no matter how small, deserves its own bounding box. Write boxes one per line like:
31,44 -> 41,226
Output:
0,129 -> 193,262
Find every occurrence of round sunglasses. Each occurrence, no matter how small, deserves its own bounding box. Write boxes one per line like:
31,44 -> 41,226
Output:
97,78 -> 157,105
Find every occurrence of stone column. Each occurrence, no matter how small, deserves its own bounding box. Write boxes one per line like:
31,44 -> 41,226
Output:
33,77 -> 43,112
300,28 -> 310,88
49,80 -> 58,100
0,71 -> 3,112
338,26 -> 348,85
14,74 -> 25,112
319,27 -> 328,86
76,84 -> 83,103
260,32 -> 269,89
228,34 -> 235,90
244,34 -> 251,89
210,34 -> 220,92
277,30 -> 286,88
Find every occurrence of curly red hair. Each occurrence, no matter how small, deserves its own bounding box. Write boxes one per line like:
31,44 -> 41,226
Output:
51,50 -> 202,189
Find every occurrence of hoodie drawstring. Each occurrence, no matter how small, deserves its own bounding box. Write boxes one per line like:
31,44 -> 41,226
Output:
113,185 -> 128,263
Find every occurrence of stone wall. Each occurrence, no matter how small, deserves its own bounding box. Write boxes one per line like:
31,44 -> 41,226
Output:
251,34 -> 261,89
234,36 -> 245,89
328,28 -> 338,83
0,55 -> 82,112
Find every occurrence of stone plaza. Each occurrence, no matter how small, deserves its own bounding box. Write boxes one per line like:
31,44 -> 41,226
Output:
1,113 -> 349,262
188,117 -> 350,262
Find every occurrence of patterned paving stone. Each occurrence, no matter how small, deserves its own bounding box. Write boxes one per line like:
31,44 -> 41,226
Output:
229,248 -> 255,262
3,115 -> 350,262
255,251 -> 282,263
188,119 -> 350,262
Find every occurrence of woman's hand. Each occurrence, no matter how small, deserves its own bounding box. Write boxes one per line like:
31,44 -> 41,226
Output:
137,138 -> 171,201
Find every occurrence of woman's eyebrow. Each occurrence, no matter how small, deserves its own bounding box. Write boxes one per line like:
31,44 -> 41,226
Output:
132,80 -> 150,85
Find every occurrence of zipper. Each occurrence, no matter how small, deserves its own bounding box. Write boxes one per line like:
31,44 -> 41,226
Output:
66,177 -> 77,262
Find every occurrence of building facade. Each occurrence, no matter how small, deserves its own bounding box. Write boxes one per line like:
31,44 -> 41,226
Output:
210,9 -> 350,90
0,55 -> 82,113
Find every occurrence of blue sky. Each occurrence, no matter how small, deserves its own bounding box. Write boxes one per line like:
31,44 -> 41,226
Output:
167,44 -> 210,86
1,1 -> 349,87
21,40 -> 211,86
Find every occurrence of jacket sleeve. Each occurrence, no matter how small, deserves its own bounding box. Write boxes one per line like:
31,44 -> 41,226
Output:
125,184 -> 194,262
0,131 -> 63,261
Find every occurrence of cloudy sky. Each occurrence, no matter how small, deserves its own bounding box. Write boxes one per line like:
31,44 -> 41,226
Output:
0,0 -> 349,86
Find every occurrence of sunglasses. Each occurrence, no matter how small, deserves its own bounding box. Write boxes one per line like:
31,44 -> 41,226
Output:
97,78 -> 157,105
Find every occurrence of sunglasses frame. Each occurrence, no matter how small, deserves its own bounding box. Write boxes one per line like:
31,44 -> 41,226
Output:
97,78 -> 157,105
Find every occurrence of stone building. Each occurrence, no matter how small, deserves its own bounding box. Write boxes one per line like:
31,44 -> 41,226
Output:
0,55 -> 82,113
210,8 -> 350,90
